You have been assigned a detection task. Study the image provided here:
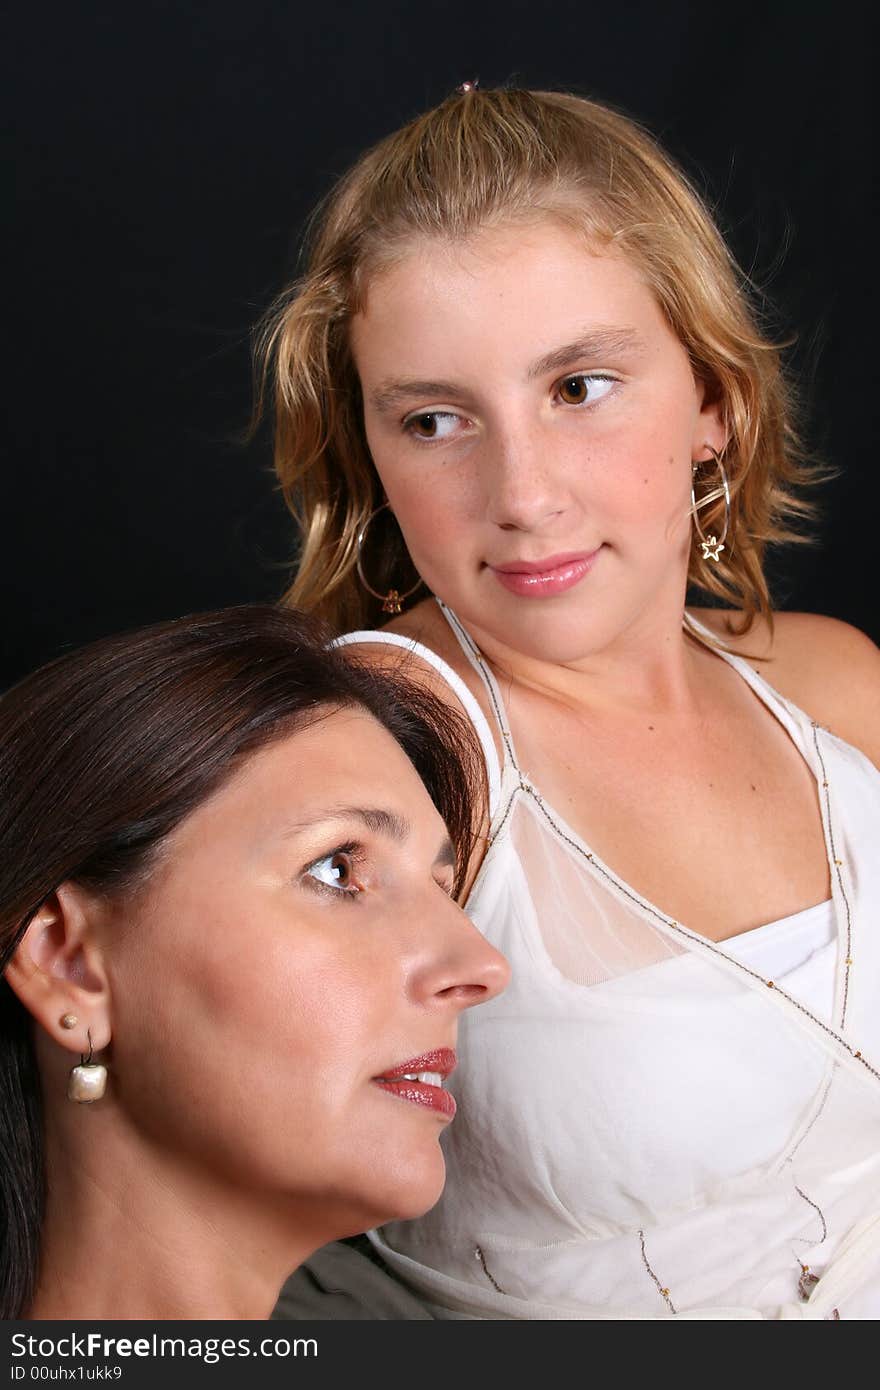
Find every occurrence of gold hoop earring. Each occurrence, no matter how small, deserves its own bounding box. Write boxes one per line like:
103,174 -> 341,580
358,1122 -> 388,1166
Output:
355,503 -> 422,615
67,1029 -> 107,1104
690,447 -> 731,562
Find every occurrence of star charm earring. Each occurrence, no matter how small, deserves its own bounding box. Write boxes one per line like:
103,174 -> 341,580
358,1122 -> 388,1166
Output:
691,448 -> 731,564
700,535 -> 725,561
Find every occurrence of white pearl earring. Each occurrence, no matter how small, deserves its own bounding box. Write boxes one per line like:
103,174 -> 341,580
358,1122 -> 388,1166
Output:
67,1029 -> 107,1104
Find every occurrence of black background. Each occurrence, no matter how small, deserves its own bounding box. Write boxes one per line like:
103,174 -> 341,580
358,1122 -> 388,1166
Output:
4,0 -> 876,689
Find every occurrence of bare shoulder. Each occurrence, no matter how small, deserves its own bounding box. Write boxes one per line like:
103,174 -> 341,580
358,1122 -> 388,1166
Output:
336,598 -> 477,710
381,597 -> 460,655
693,608 -> 880,766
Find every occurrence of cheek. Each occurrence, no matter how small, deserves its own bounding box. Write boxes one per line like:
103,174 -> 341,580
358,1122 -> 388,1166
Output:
376,459 -> 476,574
106,894 -> 385,1172
123,920 -> 364,1071
598,452 -> 690,521
585,402 -> 694,527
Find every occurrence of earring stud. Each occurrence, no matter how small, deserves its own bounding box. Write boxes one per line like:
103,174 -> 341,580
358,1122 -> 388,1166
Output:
59,1012 -> 78,1030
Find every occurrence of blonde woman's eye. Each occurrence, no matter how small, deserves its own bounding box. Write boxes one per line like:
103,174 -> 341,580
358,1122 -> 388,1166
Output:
404,411 -> 461,441
556,374 -> 616,406
306,848 -> 361,895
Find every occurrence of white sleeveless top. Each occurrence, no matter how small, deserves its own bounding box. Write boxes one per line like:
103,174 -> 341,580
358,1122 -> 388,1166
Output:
337,606 -> 880,1319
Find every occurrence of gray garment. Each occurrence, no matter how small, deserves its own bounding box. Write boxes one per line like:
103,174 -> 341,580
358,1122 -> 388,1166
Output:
272,1238 -> 434,1320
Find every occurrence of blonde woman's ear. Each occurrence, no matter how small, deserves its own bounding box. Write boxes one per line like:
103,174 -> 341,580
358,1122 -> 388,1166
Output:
4,882 -> 112,1057
692,388 -> 728,463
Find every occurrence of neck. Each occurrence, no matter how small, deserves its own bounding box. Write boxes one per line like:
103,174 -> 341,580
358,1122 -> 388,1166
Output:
457,591 -> 711,721
29,1102 -> 329,1320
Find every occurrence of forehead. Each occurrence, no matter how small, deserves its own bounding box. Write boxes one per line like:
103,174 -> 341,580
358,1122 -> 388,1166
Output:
158,707 -> 444,864
350,221 -> 673,370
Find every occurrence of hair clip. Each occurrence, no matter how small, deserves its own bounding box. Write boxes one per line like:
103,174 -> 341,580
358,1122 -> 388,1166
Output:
456,80 -> 479,94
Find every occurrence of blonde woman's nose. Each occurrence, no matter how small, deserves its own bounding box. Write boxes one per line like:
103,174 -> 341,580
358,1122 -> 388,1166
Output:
483,425 -> 567,532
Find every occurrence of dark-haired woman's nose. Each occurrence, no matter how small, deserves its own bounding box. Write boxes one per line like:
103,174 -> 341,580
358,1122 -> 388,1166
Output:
413,896 -> 510,1010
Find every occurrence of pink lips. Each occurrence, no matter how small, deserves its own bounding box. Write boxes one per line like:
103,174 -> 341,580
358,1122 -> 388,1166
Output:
489,549 -> 602,597
373,1047 -> 457,1119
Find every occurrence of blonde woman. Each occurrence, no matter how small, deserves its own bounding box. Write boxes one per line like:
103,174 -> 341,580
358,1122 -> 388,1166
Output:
259,88 -> 880,1320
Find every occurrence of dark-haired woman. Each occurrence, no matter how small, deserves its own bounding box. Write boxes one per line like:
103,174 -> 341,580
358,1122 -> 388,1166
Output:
0,605 -> 507,1320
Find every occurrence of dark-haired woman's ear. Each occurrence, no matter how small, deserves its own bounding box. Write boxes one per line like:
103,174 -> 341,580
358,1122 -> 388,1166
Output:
4,883 -> 112,1058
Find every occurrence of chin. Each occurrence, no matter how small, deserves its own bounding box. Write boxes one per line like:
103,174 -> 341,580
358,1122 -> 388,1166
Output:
482,608 -> 614,663
360,1146 -> 448,1227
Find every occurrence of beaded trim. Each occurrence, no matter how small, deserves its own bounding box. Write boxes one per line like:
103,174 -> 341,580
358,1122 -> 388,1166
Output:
440,605 -> 519,770
811,721 -> 854,1029
445,609 -> 876,1087
528,786 -> 878,1084
474,1245 -> 506,1295
794,1184 -> 829,1245
783,1066 -> 836,1168
638,1230 -> 677,1314
791,1183 -> 835,1307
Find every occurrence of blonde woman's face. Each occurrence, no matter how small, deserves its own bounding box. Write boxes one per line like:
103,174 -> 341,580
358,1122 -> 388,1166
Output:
350,222 -> 725,663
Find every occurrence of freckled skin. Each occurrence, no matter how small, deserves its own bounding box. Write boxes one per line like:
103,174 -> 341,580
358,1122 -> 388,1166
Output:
346,215 -> 863,952
351,223 -> 725,668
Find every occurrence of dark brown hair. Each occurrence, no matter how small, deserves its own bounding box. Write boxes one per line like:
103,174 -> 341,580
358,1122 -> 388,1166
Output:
0,604 -> 483,1318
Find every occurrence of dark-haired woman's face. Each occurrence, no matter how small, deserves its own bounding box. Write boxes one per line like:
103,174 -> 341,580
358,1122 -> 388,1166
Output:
99,707 -> 507,1238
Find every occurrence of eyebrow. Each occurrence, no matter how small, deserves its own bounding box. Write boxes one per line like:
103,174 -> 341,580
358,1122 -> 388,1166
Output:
284,804 -> 456,869
527,329 -> 646,379
369,379 -> 465,415
367,328 -> 645,414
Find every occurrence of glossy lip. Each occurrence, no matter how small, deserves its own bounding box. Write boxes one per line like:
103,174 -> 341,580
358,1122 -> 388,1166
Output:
372,1047 -> 457,1119
488,548 -> 602,597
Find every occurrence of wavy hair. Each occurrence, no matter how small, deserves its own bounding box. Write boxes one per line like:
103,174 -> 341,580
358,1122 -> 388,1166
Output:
256,86 -> 821,635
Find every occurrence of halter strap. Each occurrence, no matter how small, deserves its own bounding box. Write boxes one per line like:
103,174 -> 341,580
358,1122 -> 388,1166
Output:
333,630 -> 503,818
685,613 -> 814,759
434,601 -> 522,774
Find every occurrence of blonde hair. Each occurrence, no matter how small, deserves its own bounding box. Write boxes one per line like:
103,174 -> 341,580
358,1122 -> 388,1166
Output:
255,87 -> 820,635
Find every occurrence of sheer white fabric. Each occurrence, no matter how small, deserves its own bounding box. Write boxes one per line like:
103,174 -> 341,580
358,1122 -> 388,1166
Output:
338,608 -> 880,1319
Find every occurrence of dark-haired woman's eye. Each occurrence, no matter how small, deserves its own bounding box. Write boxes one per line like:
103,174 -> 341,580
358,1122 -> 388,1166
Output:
435,869 -> 456,898
305,848 -> 362,896
412,414 -> 439,438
